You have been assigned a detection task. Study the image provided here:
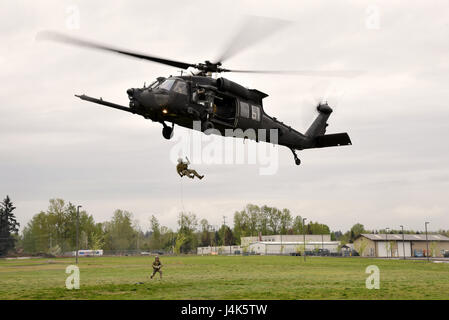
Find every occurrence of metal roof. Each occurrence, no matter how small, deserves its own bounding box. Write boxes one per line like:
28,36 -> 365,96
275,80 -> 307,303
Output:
251,241 -> 340,245
360,233 -> 449,241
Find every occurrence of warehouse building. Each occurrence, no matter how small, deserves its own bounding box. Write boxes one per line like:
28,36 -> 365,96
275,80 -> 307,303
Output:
197,245 -> 242,255
197,234 -> 336,255
353,233 -> 449,258
248,240 -> 340,255
241,234 -> 331,247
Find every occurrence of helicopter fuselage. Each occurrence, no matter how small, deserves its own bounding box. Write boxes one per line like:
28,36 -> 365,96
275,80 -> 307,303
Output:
128,76 -> 317,149
77,75 -> 351,165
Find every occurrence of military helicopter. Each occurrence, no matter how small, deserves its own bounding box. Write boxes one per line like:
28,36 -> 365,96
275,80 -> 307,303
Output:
39,27 -> 352,166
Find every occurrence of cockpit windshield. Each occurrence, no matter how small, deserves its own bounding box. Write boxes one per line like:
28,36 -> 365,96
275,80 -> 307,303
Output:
148,80 -> 159,89
158,79 -> 176,91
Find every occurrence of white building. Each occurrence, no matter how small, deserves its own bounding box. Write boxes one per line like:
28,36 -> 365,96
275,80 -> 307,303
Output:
197,245 -> 242,255
354,233 -> 449,258
71,249 -> 103,257
241,235 -> 331,247
248,241 -> 340,255
196,234 -> 339,255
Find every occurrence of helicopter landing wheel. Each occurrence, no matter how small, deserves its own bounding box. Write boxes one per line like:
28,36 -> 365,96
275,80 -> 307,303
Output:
162,122 -> 174,140
290,148 -> 301,166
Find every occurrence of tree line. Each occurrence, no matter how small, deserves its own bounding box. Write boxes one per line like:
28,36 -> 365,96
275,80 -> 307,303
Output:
2,196 -> 447,256
2,198 -> 336,255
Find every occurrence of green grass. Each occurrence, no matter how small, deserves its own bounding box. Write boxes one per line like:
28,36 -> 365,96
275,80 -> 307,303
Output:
0,255 -> 448,299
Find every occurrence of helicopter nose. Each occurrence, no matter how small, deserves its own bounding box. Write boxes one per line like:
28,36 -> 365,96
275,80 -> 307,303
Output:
152,93 -> 169,107
127,88 -> 137,99
138,90 -> 169,108
127,88 -> 142,109
128,88 -> 170,114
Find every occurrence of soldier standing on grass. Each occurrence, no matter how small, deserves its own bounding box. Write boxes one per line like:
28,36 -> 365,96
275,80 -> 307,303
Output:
150,256 -> 163,280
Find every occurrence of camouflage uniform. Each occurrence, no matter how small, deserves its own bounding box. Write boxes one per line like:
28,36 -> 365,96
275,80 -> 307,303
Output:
151,258 -> 163,279
176,158 -> 203,179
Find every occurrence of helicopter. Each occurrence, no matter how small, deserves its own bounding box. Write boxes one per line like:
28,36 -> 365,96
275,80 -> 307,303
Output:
39,28 -> 352,166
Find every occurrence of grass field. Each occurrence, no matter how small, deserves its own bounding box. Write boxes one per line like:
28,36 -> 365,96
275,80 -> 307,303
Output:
1,255 -> 449,300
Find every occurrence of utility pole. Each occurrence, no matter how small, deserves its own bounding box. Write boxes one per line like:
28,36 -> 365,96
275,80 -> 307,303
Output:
280,232 -> 283,256
303,218 -> 307,262
222,216 -> 226,245
76,205 -> 82,265
223,216 -> 230,254
385,228 -> 389,258
400,225 -> 405,260
209,225 -> 212,247
425,222 -> 430,261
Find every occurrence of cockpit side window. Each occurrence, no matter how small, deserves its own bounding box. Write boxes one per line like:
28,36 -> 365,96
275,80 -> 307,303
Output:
158,79 -> 176,91
240,101 -> 250,118
173,81 -> 188,95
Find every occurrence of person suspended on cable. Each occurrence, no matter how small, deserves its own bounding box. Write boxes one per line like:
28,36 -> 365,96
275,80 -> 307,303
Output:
176,157 -> 204,180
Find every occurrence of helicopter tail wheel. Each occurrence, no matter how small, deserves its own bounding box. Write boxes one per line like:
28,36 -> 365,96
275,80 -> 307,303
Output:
162,122 -> 174,140
290,148 -> 301,166
201,121 -> 214,134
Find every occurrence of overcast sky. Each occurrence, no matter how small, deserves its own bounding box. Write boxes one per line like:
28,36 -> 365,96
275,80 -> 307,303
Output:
1,0 -> 448,233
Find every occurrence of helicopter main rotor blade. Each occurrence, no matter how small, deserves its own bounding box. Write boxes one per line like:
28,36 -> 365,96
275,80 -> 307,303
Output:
214,15 -> 291,64
37,31 -> 196,70
225,69 -> 363,78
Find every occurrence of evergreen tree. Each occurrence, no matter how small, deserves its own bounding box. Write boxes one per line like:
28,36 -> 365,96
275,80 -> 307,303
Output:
0,196 -> 20,256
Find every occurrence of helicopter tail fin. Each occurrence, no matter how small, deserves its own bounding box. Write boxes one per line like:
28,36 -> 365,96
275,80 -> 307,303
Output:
305,102 -> 333,137
305,103 -> 352,148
